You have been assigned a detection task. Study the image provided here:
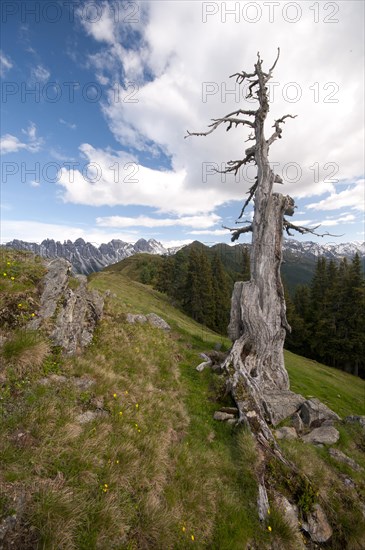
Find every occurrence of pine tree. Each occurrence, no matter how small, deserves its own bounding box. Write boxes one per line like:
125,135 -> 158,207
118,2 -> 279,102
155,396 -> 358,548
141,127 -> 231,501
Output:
211,254 -> 231,334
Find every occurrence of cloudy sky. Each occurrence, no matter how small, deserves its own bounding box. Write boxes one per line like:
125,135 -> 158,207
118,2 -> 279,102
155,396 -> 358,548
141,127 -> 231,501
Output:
1,0 -> 364,248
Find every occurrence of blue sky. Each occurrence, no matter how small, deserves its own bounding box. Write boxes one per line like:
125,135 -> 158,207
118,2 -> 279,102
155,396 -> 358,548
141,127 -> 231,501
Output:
1,0 -> 364,248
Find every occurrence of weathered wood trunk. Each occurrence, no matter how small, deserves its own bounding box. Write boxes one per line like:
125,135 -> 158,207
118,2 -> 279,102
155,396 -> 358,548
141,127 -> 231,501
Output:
187,50 -> 306,519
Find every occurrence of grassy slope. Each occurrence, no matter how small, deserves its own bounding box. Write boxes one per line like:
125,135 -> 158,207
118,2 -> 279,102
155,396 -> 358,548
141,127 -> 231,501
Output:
1,251 -> 364,549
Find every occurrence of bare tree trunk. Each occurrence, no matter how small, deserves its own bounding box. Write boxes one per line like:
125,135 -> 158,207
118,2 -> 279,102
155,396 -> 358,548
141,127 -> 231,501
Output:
186,49 -> 327,519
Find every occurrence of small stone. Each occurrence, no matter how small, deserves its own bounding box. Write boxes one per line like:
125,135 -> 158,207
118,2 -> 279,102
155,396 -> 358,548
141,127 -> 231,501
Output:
77,410 -> 108,424
227,418 -> 237,425
196,360 -> 211,372
213,411 -> 235,421
302,426 -> 340,445
219,407 -> 239,415
274,426 -> 298,440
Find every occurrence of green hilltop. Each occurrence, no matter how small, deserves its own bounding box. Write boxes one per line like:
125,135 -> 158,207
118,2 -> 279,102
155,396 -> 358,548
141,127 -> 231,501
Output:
0,249 -> 364,549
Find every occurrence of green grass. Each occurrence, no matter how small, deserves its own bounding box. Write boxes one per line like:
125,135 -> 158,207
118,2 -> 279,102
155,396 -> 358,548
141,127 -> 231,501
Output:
0,259 -> 364,548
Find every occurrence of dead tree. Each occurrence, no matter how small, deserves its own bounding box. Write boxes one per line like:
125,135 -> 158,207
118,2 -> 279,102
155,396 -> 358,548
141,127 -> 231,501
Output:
186,49 -> 336,519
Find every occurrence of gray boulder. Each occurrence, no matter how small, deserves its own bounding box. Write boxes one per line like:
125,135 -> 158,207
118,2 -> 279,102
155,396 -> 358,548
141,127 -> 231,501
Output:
302,504 -> 332,543
146,313 -> 171,330
300,398 -> 340,428
50,283 -> 104,355
302,426 -> 340,445
262,390 -> 306,426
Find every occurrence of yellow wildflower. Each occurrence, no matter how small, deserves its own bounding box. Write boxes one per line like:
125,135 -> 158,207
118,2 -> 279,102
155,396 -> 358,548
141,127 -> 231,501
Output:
11,276 -> 15,281
18,303 -> 22,308
7,262 -> 11,266
116,459 -> 119,464
31,313 -> 35,317
268,526 -> 272,532
182,526 -> 186,532
135,403 -> 139,409
113,393 -> 117,398
267,508 -> 270,515
3,273 -> 7,277
119,411 -> 123,416
125,390 -> 128,395
191,534 -> 195,541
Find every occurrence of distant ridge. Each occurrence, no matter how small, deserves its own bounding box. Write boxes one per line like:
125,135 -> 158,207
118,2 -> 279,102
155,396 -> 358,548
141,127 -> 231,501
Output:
4,237 -> 364,277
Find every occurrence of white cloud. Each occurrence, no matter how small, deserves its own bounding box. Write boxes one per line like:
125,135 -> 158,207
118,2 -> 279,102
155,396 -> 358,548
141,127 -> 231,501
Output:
96,213 -> 221,228
307,181 -> 365,212
57,143 -> 232,214
1,123 -> 42,154
74,0 -> 364,223
0,51 -> 13,76
59,118 -> 77,130
78,1 -> 115,43
31,64 -> 50,83
30,180 -> 40,188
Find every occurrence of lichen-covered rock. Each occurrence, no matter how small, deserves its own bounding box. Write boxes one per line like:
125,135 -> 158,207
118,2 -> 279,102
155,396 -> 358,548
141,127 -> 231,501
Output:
262,390 -> 306,426
302,426 -> 340,445
27,258 -> 103,355
50,282 -> 104,355
299,398 -> 340,428
28,258 -> 71,329
302,504 -> 332,543
126,313 -> 147,324
146,313 -> 171,330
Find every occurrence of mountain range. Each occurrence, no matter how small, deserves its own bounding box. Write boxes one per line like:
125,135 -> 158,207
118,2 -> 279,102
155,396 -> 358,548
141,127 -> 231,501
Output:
4,237 -> 365,289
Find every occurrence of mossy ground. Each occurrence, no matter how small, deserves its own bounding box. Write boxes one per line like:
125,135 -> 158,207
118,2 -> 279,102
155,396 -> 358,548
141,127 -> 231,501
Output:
0,251 -> 364,549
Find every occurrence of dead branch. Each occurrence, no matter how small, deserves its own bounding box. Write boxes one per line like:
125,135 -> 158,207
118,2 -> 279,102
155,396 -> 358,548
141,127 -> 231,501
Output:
238,179 -> 258,218
267,114 -> 297,146
222,223 -> 253,242
283,219 -> 343,238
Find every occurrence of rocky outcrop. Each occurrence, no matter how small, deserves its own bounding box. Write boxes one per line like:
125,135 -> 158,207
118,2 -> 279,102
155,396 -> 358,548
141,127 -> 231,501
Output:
28,259 -> 103,355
